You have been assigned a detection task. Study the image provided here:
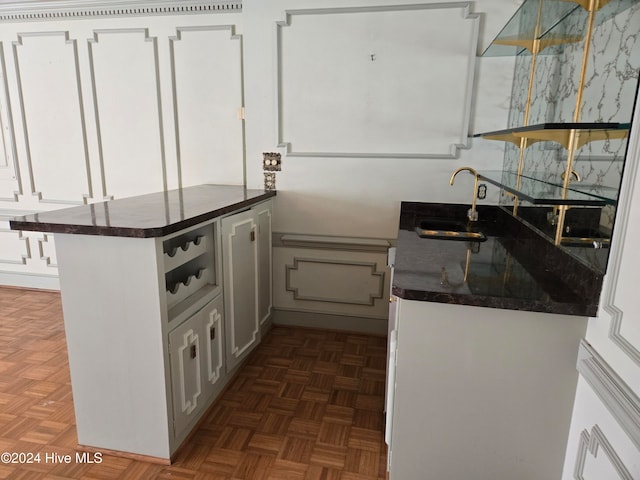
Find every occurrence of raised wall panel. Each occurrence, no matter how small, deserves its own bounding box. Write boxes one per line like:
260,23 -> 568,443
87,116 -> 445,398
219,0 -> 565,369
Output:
273,242 -> 389,320
562,376 -> 640,479
0,47 -> 7,170
0,42 -> 21,202
36,233 -> 57,268
13,32 -> 93,205
0,221 -> 29,265
586,81 -> 640,389
170,26 -> 244,187
574,426 -> 633,480
286,258 -> 383,305
89,29 -> 166,200
276,4 -> 479,158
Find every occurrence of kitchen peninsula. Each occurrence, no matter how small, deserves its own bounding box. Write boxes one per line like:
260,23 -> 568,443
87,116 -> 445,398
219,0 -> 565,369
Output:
10,185 -> 275,462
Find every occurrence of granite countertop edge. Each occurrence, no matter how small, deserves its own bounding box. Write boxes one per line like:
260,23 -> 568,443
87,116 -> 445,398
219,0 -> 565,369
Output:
9,186 -> 276,238
391,285 -> 598,317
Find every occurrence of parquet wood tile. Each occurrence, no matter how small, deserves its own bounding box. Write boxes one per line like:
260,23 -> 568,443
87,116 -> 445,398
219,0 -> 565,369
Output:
0,287 -> 388,479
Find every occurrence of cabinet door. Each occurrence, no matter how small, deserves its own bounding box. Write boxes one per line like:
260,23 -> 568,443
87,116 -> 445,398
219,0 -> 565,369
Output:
201,293 -> 224,400
253,202 -> 272,326
221,209 -> 259,372
169,310 -> 204,437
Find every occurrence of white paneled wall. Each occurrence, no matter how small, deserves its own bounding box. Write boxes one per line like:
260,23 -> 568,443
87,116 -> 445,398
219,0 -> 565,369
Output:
275,4 -> 479,158
272,234 -> 391,333
171,25 -> 244,187
1,0 -> 519,330
243,0 -> 517,240
14,31 -> 93,204
0,3 -> 243,287
89,28 -> 168,199
561,81 -> 640,479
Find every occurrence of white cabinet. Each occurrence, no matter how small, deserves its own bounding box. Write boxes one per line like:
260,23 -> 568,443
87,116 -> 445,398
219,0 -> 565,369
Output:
254,202 -> 273,327
221,200 -> 272,372
386,298 -> 587,480
169,294 -> 224,439
52,197 -> 273,462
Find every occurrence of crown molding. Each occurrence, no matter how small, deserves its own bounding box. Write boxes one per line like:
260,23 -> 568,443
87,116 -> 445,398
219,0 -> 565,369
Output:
0,0 -> 241,22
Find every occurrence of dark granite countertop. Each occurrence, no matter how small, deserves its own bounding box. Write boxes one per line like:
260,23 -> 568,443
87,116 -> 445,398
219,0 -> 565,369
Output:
9,185 -> 276,238
392,202 -> 603,317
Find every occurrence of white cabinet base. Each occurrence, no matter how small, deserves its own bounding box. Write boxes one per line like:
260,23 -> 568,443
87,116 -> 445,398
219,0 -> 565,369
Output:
387,298 -> 588,480
54,200 -> 273,462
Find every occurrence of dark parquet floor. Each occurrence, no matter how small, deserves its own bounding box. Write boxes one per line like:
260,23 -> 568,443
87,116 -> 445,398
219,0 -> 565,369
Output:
0,287 -> 388,479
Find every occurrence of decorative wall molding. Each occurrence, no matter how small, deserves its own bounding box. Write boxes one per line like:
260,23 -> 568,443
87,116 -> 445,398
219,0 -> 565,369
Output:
599,88 -> 640,368
0,41 -> 22,202
0,227 -> 29,265
88,28 -> 167,199
276,233 -> 391,253
13,31 -> 93,205
573,425 -> 633,480
37,233 -> 57,268
169,25 -> 244,189
0,1 -> 241,22
275,2 -> 479,159
577,340 -> 640,451
286,257 -> 385,306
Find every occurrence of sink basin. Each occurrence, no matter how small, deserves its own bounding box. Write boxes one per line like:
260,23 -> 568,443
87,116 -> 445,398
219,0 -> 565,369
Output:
560,227 -> 610,248
415,218 -> 487,242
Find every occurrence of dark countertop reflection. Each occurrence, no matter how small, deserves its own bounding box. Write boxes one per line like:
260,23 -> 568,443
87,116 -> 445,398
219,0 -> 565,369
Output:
392,202 -> 602,316
9,185 -> 276,238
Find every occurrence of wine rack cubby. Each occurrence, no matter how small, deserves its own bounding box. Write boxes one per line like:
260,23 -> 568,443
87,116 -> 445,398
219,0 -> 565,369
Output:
163,222 -> 218,320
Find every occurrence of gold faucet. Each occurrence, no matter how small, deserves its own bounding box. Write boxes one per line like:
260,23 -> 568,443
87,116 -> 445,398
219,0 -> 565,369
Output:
449,166 -> 480,221
561,169 -> 581,182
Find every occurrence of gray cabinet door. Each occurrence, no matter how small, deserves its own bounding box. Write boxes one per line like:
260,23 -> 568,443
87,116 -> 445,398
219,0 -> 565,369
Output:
253,202 -> 273,326
169,294 -> 225,438
201,293 -> 224,400
169,309 -> 204,438
221,209 -> 259,372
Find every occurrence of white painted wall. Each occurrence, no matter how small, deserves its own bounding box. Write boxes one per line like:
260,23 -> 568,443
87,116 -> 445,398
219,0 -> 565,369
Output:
240,0 -> 519,326
0,3 -> 244,287
0,0 -> 520,325
242,0 -> 519,239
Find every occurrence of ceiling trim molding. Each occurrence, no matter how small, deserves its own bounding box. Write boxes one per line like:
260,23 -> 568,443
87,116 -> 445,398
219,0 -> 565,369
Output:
0,0 -> 241,22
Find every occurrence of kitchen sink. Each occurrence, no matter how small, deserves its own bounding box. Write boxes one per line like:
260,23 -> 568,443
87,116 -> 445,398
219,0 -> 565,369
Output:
415,218 -> 487,242
560,227 -> 610,248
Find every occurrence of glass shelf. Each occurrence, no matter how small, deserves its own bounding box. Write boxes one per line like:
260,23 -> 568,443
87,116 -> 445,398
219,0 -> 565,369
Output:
482,0 -> 639,57
512,170 -> 618,205
474,122 -> 630,148
478,170 -> 609,206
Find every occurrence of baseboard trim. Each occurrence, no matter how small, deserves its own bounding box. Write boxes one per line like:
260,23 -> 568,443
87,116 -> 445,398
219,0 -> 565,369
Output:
0,271 -> 60,290
272,308 -> 387,335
